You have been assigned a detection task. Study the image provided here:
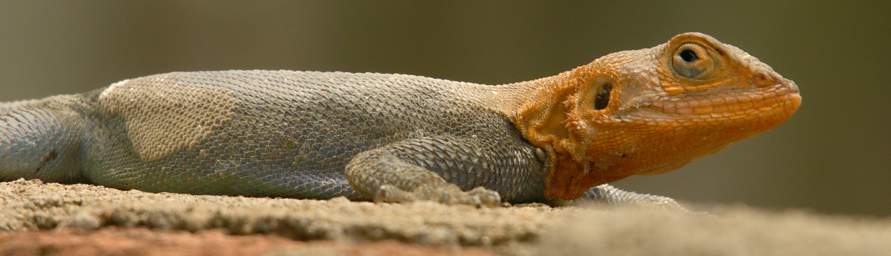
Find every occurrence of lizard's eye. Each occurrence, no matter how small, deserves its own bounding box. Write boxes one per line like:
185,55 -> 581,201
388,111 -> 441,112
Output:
671,43 -> 714,79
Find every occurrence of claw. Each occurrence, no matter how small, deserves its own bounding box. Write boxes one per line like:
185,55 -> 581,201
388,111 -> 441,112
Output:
373,184 -> 502,207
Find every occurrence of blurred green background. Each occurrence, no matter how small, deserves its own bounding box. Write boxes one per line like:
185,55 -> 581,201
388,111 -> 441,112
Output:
1,1 -> 888,216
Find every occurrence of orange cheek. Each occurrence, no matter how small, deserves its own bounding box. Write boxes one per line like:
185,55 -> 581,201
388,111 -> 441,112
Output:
580,123 -> 709,179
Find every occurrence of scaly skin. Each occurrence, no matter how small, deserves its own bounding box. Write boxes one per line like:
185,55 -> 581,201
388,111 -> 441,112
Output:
0,33 -> 800,207
506,33 -> 801,199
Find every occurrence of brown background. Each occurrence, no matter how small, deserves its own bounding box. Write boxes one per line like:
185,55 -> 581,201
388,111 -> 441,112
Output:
0,1 -> 888,216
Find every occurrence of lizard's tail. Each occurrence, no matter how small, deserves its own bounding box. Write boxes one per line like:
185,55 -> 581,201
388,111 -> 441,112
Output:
0,96 -> 85,182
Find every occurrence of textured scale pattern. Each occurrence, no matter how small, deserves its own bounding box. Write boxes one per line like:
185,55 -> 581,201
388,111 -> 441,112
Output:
99,77 -> 238,161
0,96 -> 85,182
0,33 -> 800,207
80,71 -> 546,202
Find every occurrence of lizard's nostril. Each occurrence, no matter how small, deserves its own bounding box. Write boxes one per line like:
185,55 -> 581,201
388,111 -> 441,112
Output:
753,72 -> 775,88
755,73 -> 769,82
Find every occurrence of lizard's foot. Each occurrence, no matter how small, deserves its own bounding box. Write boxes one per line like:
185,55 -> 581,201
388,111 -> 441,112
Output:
374,184 -> 501,207
579,184 -> 687,211
627,194 -> 685,210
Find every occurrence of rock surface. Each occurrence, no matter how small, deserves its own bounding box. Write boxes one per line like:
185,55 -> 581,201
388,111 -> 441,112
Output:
0,228 -> 493,256
1,179 -> 890,256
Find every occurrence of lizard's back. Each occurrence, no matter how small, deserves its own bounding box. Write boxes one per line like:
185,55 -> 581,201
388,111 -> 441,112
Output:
81,71 -> 544,200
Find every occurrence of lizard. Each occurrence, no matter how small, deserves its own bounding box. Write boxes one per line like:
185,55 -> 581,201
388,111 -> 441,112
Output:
0,32 -> 800,207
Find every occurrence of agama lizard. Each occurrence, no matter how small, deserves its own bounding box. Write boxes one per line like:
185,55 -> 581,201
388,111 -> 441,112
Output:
0,33 -> 800,207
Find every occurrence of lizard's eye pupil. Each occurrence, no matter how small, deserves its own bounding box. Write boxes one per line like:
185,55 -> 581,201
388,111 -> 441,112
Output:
593,83 -> 612,110
679,49 -> 698,62
671,43 -> 714,79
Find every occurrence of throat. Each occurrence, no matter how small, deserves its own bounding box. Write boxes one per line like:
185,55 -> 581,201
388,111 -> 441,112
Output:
543,153 -> 633,200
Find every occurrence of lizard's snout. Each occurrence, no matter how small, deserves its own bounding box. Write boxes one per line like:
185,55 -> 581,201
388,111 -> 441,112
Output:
756,69 -> 801,110
784,77 -> 800,94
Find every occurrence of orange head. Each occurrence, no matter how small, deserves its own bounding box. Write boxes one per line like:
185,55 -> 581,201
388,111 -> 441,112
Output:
513,32 -> 801,200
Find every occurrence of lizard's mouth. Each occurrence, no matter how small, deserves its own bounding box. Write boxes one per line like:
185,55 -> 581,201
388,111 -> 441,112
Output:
632,83 -> 801,122
575,83 -> 801,179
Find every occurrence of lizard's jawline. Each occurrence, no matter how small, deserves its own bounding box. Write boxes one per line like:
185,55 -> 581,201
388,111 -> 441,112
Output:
627,84 -> 800,122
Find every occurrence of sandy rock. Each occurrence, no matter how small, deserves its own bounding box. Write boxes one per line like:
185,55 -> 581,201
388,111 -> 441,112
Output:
0,228 -> 493,256
2,179 -> 891,256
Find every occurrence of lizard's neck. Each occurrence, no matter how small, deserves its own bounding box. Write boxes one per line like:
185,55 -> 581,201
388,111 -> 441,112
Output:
475,67 -> 612,200
472,71 -> 574,118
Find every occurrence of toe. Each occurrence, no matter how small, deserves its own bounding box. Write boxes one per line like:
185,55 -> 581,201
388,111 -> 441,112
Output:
467,187 -> 502,207
374,185 -> 416,203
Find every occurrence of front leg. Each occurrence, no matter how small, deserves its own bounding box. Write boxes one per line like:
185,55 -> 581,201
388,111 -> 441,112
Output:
345,137 -> 504,207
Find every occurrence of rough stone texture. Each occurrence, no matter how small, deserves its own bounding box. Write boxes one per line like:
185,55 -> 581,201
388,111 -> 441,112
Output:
2,179 -> 890,256
0,179 -> 549,246
0,228 -> 493,256
521,207 -> 891,256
